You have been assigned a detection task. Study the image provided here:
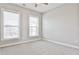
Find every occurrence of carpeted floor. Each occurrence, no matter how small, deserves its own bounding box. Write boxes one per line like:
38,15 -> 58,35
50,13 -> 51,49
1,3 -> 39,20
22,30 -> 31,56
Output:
0,40 -> 79,55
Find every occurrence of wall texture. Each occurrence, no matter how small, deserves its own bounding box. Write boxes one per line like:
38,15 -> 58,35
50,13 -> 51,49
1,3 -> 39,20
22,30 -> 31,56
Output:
43,4 -> 79,46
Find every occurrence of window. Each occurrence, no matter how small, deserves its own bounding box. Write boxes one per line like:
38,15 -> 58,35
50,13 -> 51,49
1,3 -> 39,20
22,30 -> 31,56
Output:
2,10 -> 20,40
29,16 -> 39,37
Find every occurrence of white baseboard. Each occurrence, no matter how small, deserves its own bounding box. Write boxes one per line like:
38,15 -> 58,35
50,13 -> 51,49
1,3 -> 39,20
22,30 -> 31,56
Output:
44,38 -> 79,50
0,39 -> 40,48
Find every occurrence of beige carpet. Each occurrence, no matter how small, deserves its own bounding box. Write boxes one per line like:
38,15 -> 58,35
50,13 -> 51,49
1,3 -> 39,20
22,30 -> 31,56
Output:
0,40 -> 79,55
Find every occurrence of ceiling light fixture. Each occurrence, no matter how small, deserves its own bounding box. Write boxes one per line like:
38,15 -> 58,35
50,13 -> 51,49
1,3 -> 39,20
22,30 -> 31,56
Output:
34,3 -> 48,7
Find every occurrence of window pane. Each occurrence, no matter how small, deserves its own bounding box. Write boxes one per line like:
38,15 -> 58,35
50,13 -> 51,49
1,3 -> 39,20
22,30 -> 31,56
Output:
3,11 -> 19,26
3,11 -> 20,39
29,16 -> 39,37
29,26 -> 38,36
29,16 -> 39,26
4,26 -> 19,39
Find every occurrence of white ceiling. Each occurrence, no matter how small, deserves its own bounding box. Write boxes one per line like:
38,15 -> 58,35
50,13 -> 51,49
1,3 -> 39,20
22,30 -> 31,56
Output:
16,3 -> 64,13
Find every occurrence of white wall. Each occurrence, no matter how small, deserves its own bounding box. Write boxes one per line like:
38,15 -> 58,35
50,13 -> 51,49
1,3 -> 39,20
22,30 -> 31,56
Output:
43,4 -> 79,46
0,4 -> 42,46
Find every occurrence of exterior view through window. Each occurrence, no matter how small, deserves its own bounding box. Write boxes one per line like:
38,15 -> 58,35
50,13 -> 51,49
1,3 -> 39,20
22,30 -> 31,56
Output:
29,16 -> 39,37
3,11 -> 20,40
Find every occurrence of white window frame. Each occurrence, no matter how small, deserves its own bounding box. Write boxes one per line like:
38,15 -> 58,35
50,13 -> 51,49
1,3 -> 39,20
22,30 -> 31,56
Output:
0,8 -> 22,41
28,15 -> 40,38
